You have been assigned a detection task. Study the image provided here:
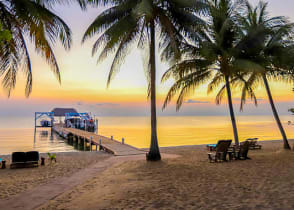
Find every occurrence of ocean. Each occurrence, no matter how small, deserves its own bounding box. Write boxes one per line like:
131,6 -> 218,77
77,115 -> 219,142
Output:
0,115 -> 293,155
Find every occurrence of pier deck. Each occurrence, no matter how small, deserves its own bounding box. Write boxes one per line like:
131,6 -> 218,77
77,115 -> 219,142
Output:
53,125 -> 145,156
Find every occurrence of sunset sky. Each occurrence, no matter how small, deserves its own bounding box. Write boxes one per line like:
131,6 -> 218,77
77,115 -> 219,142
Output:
0,0 -> 294,117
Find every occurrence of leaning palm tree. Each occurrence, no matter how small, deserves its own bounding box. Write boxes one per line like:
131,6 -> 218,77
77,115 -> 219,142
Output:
236,1 -> 294,149
162,0 -> 249,146
0,0 -> 76,97
82,0 -> 207,161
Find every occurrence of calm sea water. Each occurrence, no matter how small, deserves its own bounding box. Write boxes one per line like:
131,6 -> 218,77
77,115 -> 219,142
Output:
0,115 -> 293,155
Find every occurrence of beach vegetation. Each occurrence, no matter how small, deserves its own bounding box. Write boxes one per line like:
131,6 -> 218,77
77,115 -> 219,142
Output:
47,152 -> 57,163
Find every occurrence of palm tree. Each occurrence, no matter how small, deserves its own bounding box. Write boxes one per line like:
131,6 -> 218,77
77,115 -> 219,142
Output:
0,0 -> 74,97
162,0 -> 250,146
236,1 -> 294,149
82,0 -> 207,161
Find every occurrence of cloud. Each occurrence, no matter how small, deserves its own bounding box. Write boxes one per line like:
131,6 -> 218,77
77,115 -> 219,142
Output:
233,98 -> 264,102
185,99 -> 210,104
95,103 -> 120,106
75,101 -> 120,107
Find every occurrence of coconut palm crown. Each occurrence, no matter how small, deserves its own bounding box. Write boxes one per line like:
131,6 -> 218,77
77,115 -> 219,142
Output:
0,0 -> 74,97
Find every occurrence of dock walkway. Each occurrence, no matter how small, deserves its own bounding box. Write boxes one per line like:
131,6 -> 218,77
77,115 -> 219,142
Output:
53,125 -> 145,156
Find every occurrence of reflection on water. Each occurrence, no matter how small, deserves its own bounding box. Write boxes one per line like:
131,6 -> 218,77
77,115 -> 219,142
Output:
39,130 -> 54,141
0,115 -> 293,154
97,115 -> 294,148
0,128 -> 77,155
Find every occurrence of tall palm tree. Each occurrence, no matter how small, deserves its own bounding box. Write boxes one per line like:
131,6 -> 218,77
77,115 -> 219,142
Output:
162,0 -> 250,146
0,0 -> 74,97
236,1 -> 294,149
82,0 -> 207,161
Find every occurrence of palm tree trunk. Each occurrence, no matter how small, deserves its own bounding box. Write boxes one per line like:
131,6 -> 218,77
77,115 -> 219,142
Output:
262,74 -> 291,150
225,75 -> 239,145
146,21 -> 161,161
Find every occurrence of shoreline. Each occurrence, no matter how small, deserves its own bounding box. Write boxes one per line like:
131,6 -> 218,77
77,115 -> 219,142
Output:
1,138 -> 293,156
142,138 -> 294,150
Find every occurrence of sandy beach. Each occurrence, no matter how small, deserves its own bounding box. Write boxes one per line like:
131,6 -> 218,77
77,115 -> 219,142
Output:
1,140 -> 294,209
0,152 -> 111,200
40,140 -> 294,210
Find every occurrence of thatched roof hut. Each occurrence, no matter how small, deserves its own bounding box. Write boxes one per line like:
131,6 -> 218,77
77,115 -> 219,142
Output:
51,108 -> 78,117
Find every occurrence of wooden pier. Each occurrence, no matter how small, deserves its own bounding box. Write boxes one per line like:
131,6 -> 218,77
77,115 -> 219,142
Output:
52,125 -> 145,156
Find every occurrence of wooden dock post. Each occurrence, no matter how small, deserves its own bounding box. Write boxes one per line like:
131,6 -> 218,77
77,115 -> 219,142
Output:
84,138 -> 87,151
52,125 -> 145,156
34,113 -> 37,144
90,136 -> 93,151
99,139 -> 102,151
95,119 -> 98,134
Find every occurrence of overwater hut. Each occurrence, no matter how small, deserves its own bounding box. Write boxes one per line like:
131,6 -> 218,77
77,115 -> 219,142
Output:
51,108 -> 96,132
51,108 -> 78,123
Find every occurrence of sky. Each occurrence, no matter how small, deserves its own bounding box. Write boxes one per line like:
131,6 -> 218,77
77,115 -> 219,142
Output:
0,0 -> 294,117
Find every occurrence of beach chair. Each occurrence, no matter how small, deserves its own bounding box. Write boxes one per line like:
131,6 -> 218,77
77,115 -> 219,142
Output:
25,151 -> 40,167
246,138 -> 262,150
10,152 -> 26,169
10,151 -> 40,169
235,141 -> 250,160
206,144 -> 217,151
0,158 -> 4,169
208,140 -> 232,163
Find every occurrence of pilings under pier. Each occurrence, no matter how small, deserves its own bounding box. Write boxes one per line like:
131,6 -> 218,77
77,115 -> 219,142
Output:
52,125 -> 145,156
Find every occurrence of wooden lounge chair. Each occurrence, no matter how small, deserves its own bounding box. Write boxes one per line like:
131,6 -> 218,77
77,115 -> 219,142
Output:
246,138 -> 262,150
10,152 -> 26,169
25,151 -> 39,167
10,151 -> 40,169
235,141 -> 250,160
208,140 -> 232,163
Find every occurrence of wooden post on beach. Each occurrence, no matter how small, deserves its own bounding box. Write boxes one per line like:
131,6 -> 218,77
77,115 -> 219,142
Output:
122,138 -> 125,145
111,136 -> 113,140
99,139 -> 102,151
34,112 -> 37,144
90,136 -> 93,151
95,119 -> 98,134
